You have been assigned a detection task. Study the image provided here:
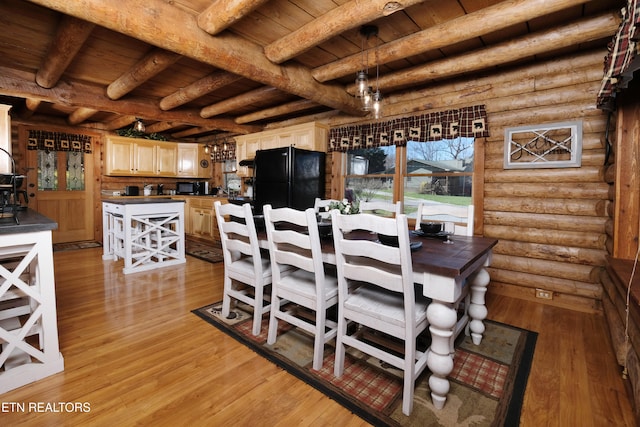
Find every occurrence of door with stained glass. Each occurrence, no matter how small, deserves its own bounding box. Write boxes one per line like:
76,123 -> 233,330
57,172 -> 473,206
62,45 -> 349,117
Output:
27,147 -> 94,243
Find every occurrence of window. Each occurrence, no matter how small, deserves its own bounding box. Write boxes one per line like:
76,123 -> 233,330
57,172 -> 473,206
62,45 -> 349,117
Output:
344,146 -> 396,204
343,137 -> 474,221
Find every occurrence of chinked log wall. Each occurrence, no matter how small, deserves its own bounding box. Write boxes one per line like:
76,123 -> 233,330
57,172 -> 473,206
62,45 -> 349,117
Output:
357,48 -> 608,313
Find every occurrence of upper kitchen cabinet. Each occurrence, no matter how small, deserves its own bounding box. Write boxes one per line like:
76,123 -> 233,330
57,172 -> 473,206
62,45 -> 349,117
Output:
177,143 -> 211,178
104,136 -> 209,178
234,122 -> 329,176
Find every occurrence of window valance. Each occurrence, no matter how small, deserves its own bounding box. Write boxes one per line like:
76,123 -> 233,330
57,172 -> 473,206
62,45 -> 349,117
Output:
597,0 -> 640,111
27,130 -> 93,153
328,105 -> 489,152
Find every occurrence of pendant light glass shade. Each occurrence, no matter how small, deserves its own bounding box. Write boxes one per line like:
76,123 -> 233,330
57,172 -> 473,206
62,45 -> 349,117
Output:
362,87 -> 373,111
355,71 -> 369,98
134,119 -> 145,133
372,90 -> 383,119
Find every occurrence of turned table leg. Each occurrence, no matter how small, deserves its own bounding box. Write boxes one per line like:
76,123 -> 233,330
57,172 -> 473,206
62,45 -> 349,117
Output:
467,267 -> 490,345
426,300 -> 457,409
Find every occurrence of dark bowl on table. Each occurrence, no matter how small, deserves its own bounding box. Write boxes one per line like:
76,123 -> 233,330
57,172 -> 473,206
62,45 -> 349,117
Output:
420,222 -> 442,234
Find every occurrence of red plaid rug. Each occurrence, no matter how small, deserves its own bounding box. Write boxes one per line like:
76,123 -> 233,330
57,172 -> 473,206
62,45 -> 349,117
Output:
194,301 -> 536,426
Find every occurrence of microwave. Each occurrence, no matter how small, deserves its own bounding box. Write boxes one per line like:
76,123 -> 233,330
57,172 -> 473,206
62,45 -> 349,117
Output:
176,181 -> 204,195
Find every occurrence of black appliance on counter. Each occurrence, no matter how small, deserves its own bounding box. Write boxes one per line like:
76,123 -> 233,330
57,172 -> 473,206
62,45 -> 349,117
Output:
176,181 -> 206,195
253,146 -> 325,214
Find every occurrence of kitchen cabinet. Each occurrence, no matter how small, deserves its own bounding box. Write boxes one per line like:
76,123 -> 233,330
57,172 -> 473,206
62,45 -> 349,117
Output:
177,143 -> 211,178
105,136 -> 207,178
234,122 -> 328,177
176,196 -> 222,242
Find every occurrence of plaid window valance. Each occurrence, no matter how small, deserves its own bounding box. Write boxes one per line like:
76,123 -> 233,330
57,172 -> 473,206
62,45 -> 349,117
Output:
597,0 -> 640,110
27,130 -> 92,153
328,105 -> 489,152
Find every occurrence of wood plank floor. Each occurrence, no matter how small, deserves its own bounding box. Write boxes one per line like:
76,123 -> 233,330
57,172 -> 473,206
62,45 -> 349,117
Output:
1,248 -> 636,426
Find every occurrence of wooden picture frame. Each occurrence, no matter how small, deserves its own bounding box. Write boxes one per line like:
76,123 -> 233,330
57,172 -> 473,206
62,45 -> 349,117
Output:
504,121 -> 582,169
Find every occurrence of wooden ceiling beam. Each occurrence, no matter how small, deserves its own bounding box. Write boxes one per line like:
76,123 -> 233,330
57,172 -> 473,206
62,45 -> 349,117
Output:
369,12 -> 619,92
313,0 -> 596,82
235,99 -> 321,124
197,0 -> 269,35
35,15 -> 95,89
159,71 -> 242,111
144,121 -> 182,134
264,0 -> 425,64
0,65 -> 260,134
200,86 -> 280,118
107,48 -> 182,100
103,115 -> 137,131
68,107 -> 98,125
28,0 -> 364,116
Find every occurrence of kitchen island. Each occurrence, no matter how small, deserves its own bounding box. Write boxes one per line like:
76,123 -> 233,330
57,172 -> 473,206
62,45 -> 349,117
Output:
0,209 -> 64,393
102,198 -> 186,274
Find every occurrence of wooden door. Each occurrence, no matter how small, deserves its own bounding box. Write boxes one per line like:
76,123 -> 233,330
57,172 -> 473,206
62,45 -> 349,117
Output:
27,149 -> 94,244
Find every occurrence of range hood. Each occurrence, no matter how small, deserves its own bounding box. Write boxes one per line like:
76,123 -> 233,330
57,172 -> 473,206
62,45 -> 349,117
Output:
239,158 -> 254,167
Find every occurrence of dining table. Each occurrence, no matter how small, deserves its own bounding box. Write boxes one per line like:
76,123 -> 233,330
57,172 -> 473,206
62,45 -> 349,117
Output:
258,225 -> 498,410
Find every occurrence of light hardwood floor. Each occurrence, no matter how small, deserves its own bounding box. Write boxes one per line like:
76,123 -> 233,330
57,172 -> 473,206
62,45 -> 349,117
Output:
0,248 -> 636,426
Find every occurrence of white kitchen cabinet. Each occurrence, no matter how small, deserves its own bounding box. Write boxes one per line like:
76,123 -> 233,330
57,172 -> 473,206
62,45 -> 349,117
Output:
234,122 -> 328,176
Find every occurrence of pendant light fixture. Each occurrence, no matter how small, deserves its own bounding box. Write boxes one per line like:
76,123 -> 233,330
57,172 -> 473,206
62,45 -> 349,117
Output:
356,25 -> 377,104
371,33 -> 383,119
133,118 -> 145,133
355,25 -> 382,118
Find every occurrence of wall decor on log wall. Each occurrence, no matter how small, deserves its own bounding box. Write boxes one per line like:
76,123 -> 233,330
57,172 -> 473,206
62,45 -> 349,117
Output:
504,121 -> 582,169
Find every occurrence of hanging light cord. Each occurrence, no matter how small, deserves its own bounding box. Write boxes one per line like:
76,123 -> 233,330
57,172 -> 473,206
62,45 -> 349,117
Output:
623,243 -> 640,380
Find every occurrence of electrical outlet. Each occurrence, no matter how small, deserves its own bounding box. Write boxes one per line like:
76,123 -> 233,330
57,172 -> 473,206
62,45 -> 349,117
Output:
535,288 -> 553,300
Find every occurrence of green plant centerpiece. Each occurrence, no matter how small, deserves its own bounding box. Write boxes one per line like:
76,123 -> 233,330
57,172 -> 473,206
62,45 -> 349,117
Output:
327,200 -> 360,215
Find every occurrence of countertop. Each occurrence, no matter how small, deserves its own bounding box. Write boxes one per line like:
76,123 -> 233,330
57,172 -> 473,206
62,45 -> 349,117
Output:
0,208 -> 58,234
102,197 -> 185,205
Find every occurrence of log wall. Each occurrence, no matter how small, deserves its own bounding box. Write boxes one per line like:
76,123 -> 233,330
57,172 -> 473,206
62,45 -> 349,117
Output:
329,48 -> 611,313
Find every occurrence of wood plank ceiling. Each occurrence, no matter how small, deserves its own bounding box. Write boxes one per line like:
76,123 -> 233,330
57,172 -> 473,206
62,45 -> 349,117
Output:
0,0 -> 624,141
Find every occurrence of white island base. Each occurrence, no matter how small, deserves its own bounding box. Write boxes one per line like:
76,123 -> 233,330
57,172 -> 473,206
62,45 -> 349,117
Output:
0,211 -> 64,394
102,199 -> 186,275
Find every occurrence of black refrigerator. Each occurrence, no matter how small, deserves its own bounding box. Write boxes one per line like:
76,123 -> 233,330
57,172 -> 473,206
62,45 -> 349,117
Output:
253,146 -> 325,214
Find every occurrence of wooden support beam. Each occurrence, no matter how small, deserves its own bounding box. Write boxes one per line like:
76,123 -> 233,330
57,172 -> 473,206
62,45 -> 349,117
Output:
362,12 -> 620,93
144,121 -> 182,134
265,0 -> 423,64
197,0 -> 269,35
107,48 -> 182,100
200,86 -> 280,118
0,65 -> 260,134
35,15 -> 95,88
313,0 -> 596,82
29,0 -> 364,116
235,99 -> 320,124
68,107 -> 98,125
103,115 -> 137,131
159,71 -> 242,111
170,126 -> 217,138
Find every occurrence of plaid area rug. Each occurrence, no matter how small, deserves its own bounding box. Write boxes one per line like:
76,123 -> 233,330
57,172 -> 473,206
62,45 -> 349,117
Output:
193,302 -> 536,427
185,239 -> 224,263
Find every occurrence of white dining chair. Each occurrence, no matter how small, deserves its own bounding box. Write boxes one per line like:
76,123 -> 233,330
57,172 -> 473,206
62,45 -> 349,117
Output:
214,201 -> 290,336
263,205 -> 339,370
359,200 -> 402,217
313,198 -> 341,220
415,202 -> 474,236
330,209 -> 429,416
415,202 -> 474,353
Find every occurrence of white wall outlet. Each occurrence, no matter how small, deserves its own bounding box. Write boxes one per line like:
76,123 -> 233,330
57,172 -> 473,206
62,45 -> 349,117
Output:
535,288 -> 553,300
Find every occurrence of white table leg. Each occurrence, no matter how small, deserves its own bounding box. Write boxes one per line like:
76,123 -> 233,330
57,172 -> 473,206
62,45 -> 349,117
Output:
426,300 -> 457,409
467,267 -> 490,345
